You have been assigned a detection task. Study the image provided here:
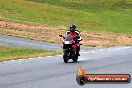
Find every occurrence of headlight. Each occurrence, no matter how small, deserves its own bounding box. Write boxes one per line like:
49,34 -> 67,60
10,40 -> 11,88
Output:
65,41 -> 70,44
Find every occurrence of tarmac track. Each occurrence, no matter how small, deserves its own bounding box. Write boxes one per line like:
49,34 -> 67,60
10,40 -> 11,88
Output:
0,35 -> 132,88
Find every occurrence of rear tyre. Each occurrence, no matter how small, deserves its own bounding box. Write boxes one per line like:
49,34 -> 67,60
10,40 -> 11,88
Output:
63,50 -> 69,63
72,53 -> 78,62
72,57 -> 78,62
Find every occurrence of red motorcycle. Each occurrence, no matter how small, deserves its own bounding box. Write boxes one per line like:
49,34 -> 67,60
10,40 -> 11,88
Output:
59,34 -> 80,63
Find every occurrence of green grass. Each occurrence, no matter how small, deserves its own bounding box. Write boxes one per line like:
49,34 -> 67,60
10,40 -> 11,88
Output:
0,46 -> 62,61
0,0 -> 132,34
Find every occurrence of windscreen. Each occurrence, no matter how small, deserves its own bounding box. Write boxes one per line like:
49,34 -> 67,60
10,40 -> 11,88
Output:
65,34 -> 73,41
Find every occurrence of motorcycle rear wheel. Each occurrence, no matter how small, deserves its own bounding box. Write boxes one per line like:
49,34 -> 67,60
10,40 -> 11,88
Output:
72,48 -> 79,62
72,54 -> 78,62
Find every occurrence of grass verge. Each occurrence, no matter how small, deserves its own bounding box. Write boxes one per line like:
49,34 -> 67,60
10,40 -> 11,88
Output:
0,0 -> 131,34
0,46 -> 62,62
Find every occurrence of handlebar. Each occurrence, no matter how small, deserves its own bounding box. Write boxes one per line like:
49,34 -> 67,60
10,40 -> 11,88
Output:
59,35 -> 63,37
59,35 -> 65,39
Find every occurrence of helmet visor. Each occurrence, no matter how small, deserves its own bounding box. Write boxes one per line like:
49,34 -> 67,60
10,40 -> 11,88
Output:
70,28 -> 75,32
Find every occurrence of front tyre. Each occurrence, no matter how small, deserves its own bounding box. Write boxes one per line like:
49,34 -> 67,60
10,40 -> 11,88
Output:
63,50 -> 69,63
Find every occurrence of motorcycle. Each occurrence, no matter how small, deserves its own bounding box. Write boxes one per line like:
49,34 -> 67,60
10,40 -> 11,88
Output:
59,34 -> 80,63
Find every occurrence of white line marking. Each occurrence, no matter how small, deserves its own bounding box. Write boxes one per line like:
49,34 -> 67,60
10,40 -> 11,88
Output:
47,56 -> 52,58
10,60 -> 15,61
107,49 -> 111,51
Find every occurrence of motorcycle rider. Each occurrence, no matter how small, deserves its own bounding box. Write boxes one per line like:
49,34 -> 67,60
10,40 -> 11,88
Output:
66,24 -> 82,56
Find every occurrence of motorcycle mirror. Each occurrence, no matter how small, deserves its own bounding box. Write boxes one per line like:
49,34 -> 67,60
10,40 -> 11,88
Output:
59,35 -> 63,37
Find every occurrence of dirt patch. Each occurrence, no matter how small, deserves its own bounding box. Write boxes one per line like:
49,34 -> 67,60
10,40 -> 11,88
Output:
0,18 -> 132,47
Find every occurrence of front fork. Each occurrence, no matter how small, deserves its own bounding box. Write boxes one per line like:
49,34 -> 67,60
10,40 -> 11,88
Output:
63,49 -> 70,55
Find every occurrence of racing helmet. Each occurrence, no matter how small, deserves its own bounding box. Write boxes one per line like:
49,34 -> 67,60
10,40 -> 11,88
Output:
70,24 -> 76,32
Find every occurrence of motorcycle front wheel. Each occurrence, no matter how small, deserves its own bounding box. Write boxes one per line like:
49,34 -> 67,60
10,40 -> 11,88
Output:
63,50 -> 69,63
